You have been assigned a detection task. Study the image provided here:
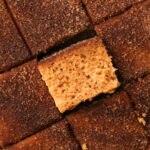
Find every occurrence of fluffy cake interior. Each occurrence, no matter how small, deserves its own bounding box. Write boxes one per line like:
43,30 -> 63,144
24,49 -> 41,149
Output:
38,37 -> 120,113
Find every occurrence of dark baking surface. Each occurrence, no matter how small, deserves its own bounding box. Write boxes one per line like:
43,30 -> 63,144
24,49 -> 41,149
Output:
0,0 -> 30,73
5,0 -> 91,56
0,60 -> 61,147
95,0 -> 150,82
82,0 -> 144,24
66,91 -> 148,150
5,120 -> 81,150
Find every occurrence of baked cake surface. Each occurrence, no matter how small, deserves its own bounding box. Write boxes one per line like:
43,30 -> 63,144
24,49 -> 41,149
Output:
125,75 -> 150,116
82,0 -> 144,24
95,0 -> 150,81
125,75 -> 150,134
0,0 -> 149,149
66,91 -> 148,150
0,60 -> 61,147
5,120 -> 80,150
38,37 -> 120,113
0,0 -> 30,72
6,0 -> 90,56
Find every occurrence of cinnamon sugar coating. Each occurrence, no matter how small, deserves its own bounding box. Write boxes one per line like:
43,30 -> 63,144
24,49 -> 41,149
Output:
6,0 -> 90,56
125,75 -> 150,135
95,0 -> 150,81
125,75 -> 150,116
0,60 -> 61,147
0,0 -> 30,72
66,92 -> 148,150
5,120 -> 80,150
82,0 -> 144,24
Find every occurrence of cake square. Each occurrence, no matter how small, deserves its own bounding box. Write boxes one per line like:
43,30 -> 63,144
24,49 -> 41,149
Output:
125,75 -> 150,134
0,0 -> 30,72
5,120 -> 80,150
38,37 -> 120,113
146,145 -> 150,150
0,60 -> 61,147
95,0 -> 150,81
125,75 -> 150,116
6,0 -> 91,56
66,91 -> 148,150
82,0 -> 143,24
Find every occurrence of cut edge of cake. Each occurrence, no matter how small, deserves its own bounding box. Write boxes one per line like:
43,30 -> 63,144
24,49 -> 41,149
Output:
38,37 -> 120,113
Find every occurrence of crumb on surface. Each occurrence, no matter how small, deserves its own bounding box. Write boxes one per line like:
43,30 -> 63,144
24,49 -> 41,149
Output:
81,143 -> 88,150
138,117 -> 146,126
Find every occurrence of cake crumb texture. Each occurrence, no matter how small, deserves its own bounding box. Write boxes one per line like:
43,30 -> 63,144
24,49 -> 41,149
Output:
38,37 -> 120,113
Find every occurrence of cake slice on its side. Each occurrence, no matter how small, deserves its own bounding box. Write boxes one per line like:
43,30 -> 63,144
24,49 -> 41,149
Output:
66,92 -> 148,150
38,37 -> 120,113
5,120 -> 81,150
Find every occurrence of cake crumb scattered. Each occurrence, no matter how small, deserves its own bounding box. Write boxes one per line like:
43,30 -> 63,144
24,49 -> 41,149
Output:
138,117 -> 146,126
89,98 -> 93,101
142,113 -> 147,118
81,143 -> 88,150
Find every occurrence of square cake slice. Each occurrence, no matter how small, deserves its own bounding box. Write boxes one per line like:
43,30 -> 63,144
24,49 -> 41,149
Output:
95,0 -> 150,82
0,0 -> 30,72
0,60 -> 61,147
125,75 -> 150,116
5,120 -> 81,150
66,91 -> 148,150
124,75 -> 150,134
6,0 -> 90,56
38,37 -> 120,113
82,0 -> 144,24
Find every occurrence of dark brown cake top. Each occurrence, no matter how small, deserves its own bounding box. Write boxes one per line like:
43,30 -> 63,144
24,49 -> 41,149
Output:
95,0 -> 150,81
66,91 -> 148,150
6,120 -> 81,150
82,0 -> 144,24
125,75 -> 150,116
0,0 -> 30,73
146,145 -> 150,150
125,75 -> 150,135
6,0 -> 90,56
0,60 -> 61,147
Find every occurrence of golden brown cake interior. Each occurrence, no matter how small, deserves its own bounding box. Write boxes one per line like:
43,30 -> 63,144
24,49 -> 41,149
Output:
38,37 -> 120,113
